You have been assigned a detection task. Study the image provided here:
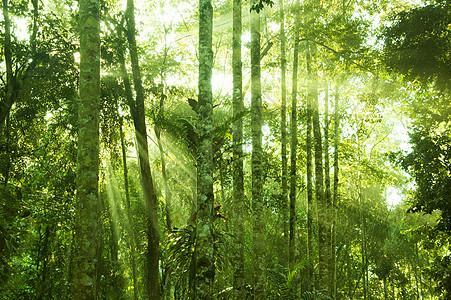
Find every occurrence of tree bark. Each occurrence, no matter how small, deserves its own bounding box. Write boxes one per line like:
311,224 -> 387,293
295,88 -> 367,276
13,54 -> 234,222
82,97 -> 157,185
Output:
125,1 -> 160,298
232,0 -> 245,297
72,0 -> 101,298
250,2 -> 265,298
195,0 -> 215,298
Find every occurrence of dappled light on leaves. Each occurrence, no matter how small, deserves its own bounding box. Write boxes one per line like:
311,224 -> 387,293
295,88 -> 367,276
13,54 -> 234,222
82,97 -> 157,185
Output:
1,0 -> 450,299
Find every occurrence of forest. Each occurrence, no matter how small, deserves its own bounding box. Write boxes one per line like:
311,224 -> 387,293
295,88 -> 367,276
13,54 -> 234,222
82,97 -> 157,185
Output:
0,0 -> 450,298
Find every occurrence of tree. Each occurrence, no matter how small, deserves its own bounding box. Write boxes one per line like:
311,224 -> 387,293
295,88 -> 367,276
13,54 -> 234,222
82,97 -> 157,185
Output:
289,0 -> 300,271
309,44 -> 330,296
195,0 -> 215,297
383,3 -> 451,296
250,1 -> 265,297
72,0 -> 101,298
232,0 -> 246,296
278,0 -> 288,267
119,120 -> 139,300
305,44 -> 315,291
124,0 -> 160,298
332,83 -> 340,300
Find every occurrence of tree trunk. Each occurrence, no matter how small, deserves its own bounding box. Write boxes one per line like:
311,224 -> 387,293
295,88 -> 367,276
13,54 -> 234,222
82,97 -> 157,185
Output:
323,82 -> 333,295
156,104 -> 172,233
119,121 -> 139,300
31,0 -> 38,54
310,45 -> 330,296
361,191 -> 367,300
250,3 -> 265,298
72,0 -> 101,298
195,0 -> 215,298
104,167 -> 125,299
306,46 -> 314,291
332,83 -> 340,300
125,1 -> 160,298
0,0 -> 16,132
278,0 -> 288,267
289,0 -> 300,271
232,0 -> 245,296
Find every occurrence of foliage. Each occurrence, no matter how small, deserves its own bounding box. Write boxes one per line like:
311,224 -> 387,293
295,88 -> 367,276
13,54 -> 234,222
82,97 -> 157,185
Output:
383,2 -> 451,89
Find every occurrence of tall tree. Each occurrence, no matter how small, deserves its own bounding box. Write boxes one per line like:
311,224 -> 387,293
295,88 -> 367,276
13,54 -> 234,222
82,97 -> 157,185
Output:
232,0 -> 245,297
250,1 -> 265,298
278,0 -> 288,265
72,0 -> 101,298
310,45 -> 330,296
156,98 -> 172,233
124,0 -> 160,298
332,83 -> 340,300
0,0 -> 15,133
306,44 -> 315,291
119,120 -> 139,300
0,0 -> 15,132
323,81 -> 333,295
195,0 -> 215,297
289,0 -> 301,270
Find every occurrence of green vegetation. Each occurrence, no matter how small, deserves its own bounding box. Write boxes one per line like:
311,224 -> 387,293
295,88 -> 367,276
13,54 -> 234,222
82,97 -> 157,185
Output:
0,0 -> 450,299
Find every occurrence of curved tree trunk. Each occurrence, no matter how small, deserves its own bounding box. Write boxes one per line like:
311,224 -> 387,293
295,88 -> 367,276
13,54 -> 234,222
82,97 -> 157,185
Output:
125,1 -> 160,298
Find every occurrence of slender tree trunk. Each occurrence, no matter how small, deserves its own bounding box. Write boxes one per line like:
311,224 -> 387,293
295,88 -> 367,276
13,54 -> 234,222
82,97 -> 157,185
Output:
0,0 -> 15,132
119,121 -> 139,300
310,45 -> 329,296
359,182 -> 367,300
36,225 -> 53,300
3,116 -> 11,185
31,0 -> 38,54
104,167 -> 124,299
157,31 -> 173,234
332,83 -> 340,300
125,1 -> 160,298
278,0 -> 289,267
289,0 -> 301,271
195,0 -> 215,298
72,0 -> 101,298
156,106 -> 172,233
250,3 -> 265,298
306,46 -> 314,291
324,82 -> 333,295
232,0 -> 245,296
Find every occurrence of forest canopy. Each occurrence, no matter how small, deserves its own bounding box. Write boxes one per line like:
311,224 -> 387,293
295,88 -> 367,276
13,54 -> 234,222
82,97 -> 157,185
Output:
0,0 -> 450,299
